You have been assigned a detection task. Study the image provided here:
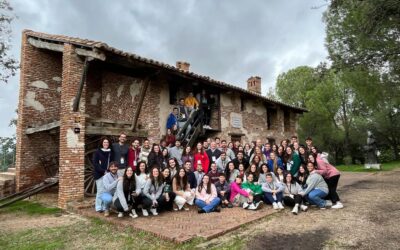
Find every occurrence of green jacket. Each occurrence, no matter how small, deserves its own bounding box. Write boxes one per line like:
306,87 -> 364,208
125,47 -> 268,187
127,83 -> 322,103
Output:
241,182 -> 263,195
287,153 -> 301,176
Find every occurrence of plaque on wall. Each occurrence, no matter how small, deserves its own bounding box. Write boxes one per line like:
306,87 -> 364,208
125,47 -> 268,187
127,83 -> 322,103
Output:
231,113 -> 242,128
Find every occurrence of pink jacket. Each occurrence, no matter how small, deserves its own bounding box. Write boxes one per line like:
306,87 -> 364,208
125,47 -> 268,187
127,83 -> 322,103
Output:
315,155 -> 340,179
195,183 -> 217,202
229,182 -> 249,202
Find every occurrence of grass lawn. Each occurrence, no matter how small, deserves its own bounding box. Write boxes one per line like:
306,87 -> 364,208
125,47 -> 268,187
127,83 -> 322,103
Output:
336,160 -> 400,172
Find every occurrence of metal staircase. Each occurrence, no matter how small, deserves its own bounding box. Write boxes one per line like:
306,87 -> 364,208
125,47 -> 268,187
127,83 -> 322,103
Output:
176,109 -> 205,148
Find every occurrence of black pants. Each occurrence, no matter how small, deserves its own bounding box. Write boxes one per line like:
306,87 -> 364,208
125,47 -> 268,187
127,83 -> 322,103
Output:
218,190 -> 231,202
114,195 -> 142,212
252,194 -> 263,204
325,175 -> 340,203
164,192 -> 176,211
283,194 -> 303,207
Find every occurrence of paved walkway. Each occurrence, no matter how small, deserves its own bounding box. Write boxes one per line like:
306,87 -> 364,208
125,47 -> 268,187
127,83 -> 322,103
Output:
77,172 -> 374,243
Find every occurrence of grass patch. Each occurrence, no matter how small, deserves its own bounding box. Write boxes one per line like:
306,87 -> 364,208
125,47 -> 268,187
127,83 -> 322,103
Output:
1,200 -> 61,215
336,160 -> 400,172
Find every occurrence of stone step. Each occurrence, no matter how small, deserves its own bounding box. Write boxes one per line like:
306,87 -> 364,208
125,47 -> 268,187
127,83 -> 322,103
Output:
7,168 -> 16,173
0,172 -> 15,180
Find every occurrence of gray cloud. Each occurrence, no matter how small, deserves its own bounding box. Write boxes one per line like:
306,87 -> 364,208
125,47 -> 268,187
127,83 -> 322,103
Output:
0,0 -> 328,136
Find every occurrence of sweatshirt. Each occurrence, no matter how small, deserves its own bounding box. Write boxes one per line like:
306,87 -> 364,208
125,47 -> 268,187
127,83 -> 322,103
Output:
112,178 -> 141,211
196,183 -> 217,202
169,146 -> 183,166
302,172 -> 329,195
261,180 -> 285,193
215,156 -> 231,173
229,182 -> 249,202
241,182 -> 263,195
283,182 -> 303,196
315,155 -> 340,179
143,179 -> 165,201
102,172 -> 119,194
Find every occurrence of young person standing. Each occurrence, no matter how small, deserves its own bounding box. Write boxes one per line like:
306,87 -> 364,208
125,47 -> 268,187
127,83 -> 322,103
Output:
93,137 -> 112,213
111,132 -> 129,176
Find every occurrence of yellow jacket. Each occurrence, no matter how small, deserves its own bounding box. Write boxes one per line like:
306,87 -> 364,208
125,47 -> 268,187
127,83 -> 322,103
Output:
184,97 -> 199,107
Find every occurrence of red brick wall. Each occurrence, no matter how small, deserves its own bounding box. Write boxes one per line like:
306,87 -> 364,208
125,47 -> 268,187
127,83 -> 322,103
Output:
15,32 -> 62,190
85,65 -> 103,118
58,43 -> 86,209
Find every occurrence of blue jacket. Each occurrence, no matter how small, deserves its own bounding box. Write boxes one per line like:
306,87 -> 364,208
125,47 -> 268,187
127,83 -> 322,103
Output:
166,113 -> 177,129
267,158 -> 284,172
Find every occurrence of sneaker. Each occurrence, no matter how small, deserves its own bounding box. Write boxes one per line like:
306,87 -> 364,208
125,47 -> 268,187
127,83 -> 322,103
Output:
272,202 -> 279,210
255,201 -> 264,210
325,200 -> 333,207
118,212 -> 124,218
227,203 -> 233,208
300,205 -> 308,212
243,202 -> 250,209
173,203 -> 179,211
130,210 -> 138,218
198,208 -> 206,214
150,208 -> 158,216
142,209 -> 149,217
331,201 -> 344,209
248,203 -> 257,210
221,204 -> 227,208
214,207 -> 221,212
277,202 -> 284,210
292,205 -> 299,215
104,210 -> 110,217
183,204 -> 190,211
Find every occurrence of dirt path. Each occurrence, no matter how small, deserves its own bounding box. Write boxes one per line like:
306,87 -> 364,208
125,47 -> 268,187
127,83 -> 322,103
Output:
198,170 -> 400,250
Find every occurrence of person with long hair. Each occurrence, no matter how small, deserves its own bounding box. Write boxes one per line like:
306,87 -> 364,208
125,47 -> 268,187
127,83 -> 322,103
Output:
172,168 -> 195,211
142,167 -> 166,216
243,143 -> 252,160
244,163 -> 260,183
296,164 -> 309,188
93,137 -> 112,213
135,161 -> 149,194
309,153 -> 343,209
181,146 -> 194,170
238,163 -> 246,179
161,148 -> 169,169
165,128 -> 176,147
262,173 -> 285,210
167,157 -> 179,178
229,176 -> 252,208
113,166 -> 141,218
249,146 -> 267,164
250,155 -> 263,169
225,161 -> 239,184
283,146 -> 301,177
241,173 -> 264,210
299,162 -> 331,209
147,144 -> 164,169
195,175 -> 221,213
275,167 -> 285,183
283,173 -> 308,215
272,144 -> 278,153
298,146 -> 308,165
277,145 -> 285,161
267,151 -> 283,173
258,163 -> 276,185
194,142 -> 210,173
161,167 -> 176,211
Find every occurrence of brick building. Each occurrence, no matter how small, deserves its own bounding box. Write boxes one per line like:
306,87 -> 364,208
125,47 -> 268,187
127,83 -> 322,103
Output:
15,30 -> 306,208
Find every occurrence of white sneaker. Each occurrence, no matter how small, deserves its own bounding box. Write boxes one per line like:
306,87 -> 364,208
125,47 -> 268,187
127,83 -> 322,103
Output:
243,202 -> 250,209
118,212 -> 124,218
300,205 -> 308,212
277,202 -> 284,210
292,205 -> 299,215
130,210 -> 138,218
142,209 -> 149,217
248,203 -> 256,210
331,201 -> 344,209
272,202 -> 279,210
255,201 -> 264,210
325,200 -> 333,207
150,208 -> 158,216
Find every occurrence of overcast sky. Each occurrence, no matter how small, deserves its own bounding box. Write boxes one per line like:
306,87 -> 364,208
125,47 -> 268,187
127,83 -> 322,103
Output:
0,0 -> 328,137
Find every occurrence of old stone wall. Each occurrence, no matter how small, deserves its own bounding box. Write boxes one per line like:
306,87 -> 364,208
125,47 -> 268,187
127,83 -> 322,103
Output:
15,33 -> 62,190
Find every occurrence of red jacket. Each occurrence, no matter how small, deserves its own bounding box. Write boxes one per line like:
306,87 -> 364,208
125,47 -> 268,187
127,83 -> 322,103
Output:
194,152 -> 210,173
128,147 -> 141,171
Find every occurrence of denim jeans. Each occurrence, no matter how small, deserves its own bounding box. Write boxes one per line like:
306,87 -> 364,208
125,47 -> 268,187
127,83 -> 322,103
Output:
195,197 -> 221,213
307,189 -> 328,208
264,192 -> 283,204
100,192 -> 113,210
95,178 -> 105,212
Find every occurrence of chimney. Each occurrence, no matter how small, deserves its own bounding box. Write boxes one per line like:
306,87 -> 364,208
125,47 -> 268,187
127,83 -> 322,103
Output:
176,61 -> 190,72
247,76 -> 262,94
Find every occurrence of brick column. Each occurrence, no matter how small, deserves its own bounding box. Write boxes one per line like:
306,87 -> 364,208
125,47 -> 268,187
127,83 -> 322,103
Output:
58,44 -> 86,209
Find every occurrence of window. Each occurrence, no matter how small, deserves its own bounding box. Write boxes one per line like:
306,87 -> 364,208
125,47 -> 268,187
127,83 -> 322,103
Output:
240,98 -> 245,111
284,110 -> 291,132
267,108 -> 277,130
169,84 -> 178,105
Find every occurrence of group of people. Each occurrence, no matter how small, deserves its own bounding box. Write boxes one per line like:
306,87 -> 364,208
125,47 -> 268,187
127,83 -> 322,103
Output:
93,133 -> 344,219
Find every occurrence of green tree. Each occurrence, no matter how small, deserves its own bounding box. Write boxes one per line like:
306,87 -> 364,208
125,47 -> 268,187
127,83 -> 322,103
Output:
0,0 -> 18,84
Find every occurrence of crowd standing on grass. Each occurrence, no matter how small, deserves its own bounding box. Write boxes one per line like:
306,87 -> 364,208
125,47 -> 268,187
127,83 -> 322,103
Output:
93,131 -> 344,218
